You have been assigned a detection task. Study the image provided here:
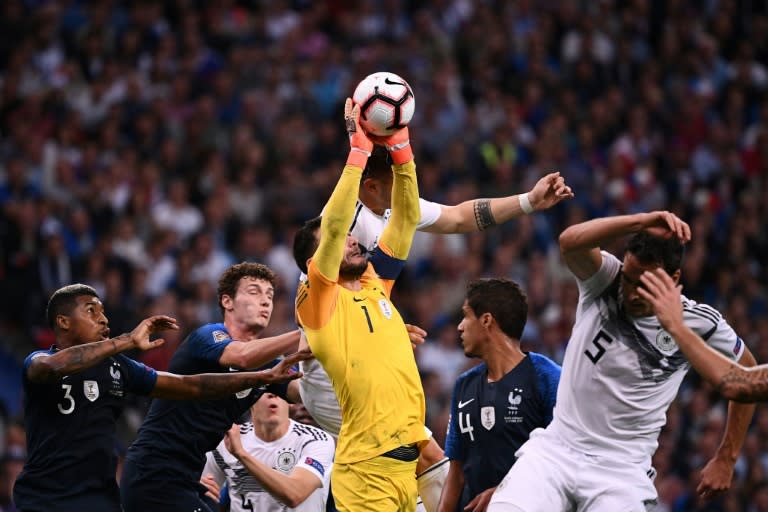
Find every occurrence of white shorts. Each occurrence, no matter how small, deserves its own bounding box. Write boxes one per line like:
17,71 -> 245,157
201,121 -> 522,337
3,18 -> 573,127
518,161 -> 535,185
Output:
488,428 -> 658,512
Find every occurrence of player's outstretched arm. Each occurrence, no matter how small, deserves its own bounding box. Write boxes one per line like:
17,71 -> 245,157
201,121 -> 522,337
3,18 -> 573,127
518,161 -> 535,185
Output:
26,315 -> 178,383
559,211 -> 691,280
151,350 -> 312,400
313,99 -> 373,280
224,424 -> 325,508
639,269 -> 768,402
376,126 -> 419,261
425,171 -> 574,234
219,329 -> 301,369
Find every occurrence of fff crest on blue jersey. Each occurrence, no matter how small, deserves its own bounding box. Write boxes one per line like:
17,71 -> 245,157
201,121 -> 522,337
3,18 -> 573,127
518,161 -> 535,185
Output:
83,380 -> 99,402
109,363 -> 124,397
507,389 -> 523,410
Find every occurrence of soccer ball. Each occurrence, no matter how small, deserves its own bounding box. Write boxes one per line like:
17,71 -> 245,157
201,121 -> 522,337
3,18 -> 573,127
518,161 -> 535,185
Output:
352,72 -> 415,137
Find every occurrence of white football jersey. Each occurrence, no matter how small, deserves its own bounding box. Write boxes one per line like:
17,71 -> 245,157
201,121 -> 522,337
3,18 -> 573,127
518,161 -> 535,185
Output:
548,251 -> 744,467
300,197 -> 442,436
203,420 -> 335,512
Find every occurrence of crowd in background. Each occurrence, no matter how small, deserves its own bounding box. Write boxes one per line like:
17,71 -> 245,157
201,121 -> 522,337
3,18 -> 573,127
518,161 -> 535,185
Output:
0,0 -> 767,510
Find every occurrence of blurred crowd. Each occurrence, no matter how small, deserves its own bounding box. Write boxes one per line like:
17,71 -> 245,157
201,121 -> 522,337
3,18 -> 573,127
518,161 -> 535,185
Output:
0,0 -> 767,510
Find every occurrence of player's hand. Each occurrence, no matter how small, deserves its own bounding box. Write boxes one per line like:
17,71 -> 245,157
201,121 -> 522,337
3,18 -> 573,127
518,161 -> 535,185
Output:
642,211 -> 691,243
369,126 -> 413,165
345,98 -> 373,167
464,486 -> 497,511
258,349 -> 313,384
697,455 -> 734,500
200,474 -> 221,502
406,323 -> 427,349
638,269 -> 684,332
224,423 -> 246,459
129,315 -> 179,351
528,172 -> 574,211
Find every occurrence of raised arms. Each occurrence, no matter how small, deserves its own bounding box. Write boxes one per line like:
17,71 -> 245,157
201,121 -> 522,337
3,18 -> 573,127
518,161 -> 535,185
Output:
559,211 -> 691,280
26,315 -> 178,384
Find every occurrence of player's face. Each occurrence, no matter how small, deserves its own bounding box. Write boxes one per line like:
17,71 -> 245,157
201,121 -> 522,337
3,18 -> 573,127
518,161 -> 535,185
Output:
339,234 -> 368,279
457,300 -> 483,358
620,253 -> 660,317
364,174 -> 393,211
68,295 -> 109,343
228,277 -> 274,331
252,393 -> 289,429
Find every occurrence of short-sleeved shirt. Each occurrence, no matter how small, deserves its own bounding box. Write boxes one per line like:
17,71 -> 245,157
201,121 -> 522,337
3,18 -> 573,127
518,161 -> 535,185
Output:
124,323 -> 288,489
444,354 -> 560,510
204,419 -> 335,512
296,262 -> 427,464
549,251 -> 745,466
14,347 -> 156,511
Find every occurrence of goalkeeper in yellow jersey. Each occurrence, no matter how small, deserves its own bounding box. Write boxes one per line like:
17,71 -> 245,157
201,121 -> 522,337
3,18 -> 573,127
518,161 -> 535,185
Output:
293,98 -> 426,511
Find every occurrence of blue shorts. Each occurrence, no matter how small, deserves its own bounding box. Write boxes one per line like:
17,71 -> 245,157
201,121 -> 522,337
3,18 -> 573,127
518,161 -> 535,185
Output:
120,459 -> 214,512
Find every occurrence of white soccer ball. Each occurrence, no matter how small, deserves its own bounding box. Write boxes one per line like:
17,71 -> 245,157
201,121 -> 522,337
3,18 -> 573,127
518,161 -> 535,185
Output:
352,72 -> 415,137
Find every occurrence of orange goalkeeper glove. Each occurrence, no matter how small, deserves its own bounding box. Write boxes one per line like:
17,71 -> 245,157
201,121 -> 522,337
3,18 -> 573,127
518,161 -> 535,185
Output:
371,126 -> 413,165
345,98 -> 373,168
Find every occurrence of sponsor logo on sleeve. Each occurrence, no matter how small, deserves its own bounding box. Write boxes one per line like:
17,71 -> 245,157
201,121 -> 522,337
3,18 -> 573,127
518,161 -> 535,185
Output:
734,337 -> 743,355
304,457 -> 325,476
212,330 -> 230,343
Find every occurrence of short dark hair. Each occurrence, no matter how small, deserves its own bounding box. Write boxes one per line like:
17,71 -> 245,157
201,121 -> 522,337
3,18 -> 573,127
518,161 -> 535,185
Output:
361,145 -> 393,181
292,216 -> 322,274
217,262 -> 277,314
46,284 -> 99,328
466,278 -> 528,340
626,232 -> 684,274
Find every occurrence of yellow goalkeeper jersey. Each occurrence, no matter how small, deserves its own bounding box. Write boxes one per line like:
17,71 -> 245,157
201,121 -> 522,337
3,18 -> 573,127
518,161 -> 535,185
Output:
296,261 -> 427,464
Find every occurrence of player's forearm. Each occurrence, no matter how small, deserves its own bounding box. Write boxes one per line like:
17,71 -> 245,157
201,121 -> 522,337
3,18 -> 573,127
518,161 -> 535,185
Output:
315,165 -> 364,279
221,330 -> 301,369
559,213 -> 651,253
380,160 -> 419,259
668,323 -> 767,402
436,460 -> 464,512
26,334 -> 134,383
151,371 -> 273,400
717,349 -> 756,460
235,452 -> 313,508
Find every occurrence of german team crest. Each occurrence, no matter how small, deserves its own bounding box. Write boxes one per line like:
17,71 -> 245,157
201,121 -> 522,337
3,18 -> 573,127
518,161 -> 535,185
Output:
655,329 -> 677,354
481,406 -> 495,430
84,380 -> 99,402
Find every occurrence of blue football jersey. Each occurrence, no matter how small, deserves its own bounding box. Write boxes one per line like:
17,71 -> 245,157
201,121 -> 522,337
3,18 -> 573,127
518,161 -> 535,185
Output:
123,323 -> 288,496
14,347 -> 156,511
444,352 -> 560,510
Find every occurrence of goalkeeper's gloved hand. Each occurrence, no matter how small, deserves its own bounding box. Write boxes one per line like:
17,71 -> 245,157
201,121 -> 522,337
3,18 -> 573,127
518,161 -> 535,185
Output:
371,126 -> 413,165
345,98 -> 373,168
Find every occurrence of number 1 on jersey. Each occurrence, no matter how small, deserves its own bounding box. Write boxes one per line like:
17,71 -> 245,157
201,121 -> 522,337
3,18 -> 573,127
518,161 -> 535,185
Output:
360,305 -> 374,332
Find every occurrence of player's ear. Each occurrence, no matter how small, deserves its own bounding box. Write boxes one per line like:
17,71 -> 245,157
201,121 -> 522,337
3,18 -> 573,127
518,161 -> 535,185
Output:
671,269 -> 682,284
55,314 -> 70,331
481,312 -> 493,329
220,294 -> 234,312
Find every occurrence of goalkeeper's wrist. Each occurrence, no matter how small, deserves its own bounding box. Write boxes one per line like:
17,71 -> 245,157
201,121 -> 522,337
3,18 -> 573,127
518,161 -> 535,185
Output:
346,148 -> 370,168
386,140 -> 413,165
